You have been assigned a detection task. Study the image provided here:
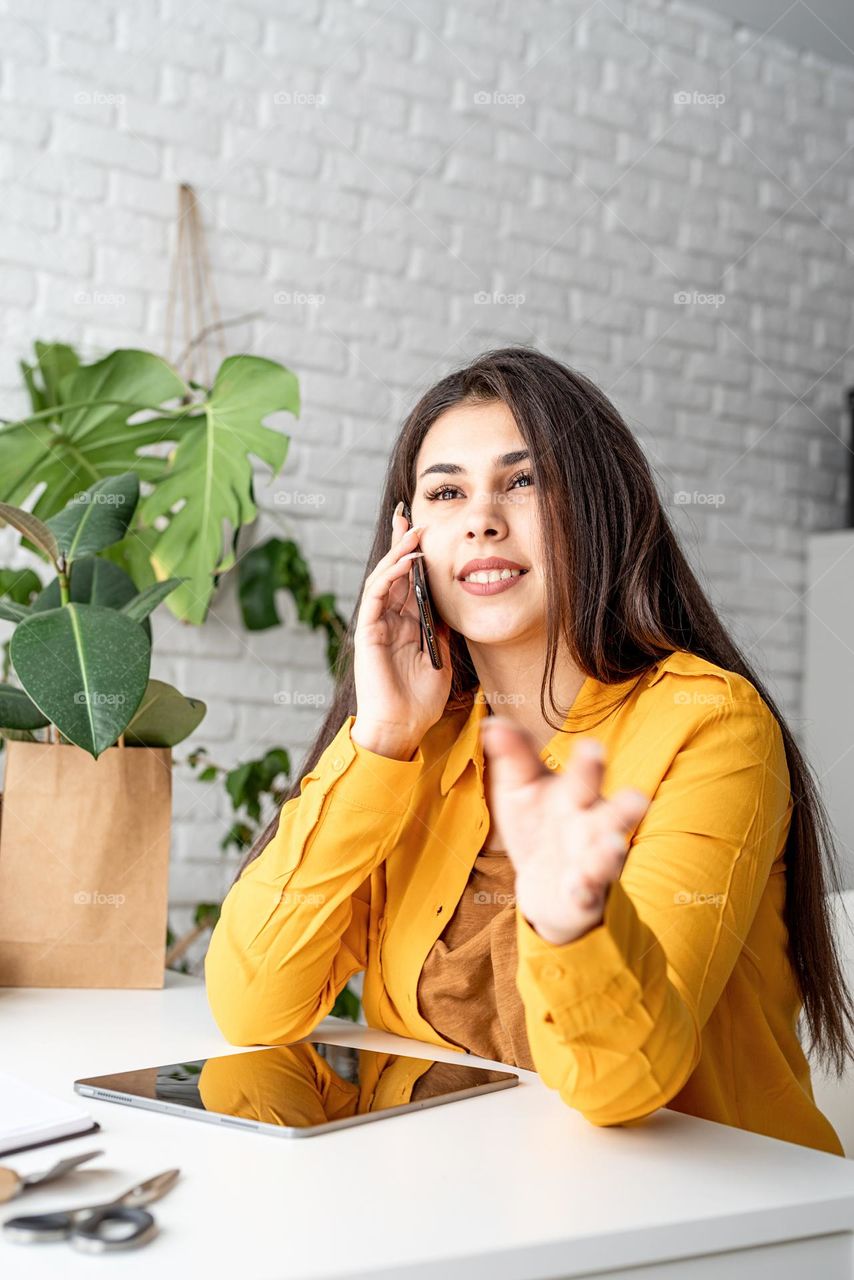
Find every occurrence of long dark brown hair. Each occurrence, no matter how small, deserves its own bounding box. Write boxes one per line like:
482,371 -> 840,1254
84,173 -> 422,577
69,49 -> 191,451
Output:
232,344 -> 854,1077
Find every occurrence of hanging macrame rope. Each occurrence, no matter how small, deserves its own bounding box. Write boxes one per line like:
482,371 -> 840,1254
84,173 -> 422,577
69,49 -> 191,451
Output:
164,183 -> 226,388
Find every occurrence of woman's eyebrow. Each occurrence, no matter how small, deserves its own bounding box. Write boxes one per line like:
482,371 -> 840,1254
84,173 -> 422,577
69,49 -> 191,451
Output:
417,448 -> 530,480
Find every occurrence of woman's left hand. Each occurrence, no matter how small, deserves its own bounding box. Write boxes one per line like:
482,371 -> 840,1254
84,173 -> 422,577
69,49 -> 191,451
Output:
479,716 -> 651,945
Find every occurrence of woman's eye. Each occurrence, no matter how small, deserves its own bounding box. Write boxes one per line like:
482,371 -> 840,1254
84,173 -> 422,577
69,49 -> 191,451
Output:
424,471 -> 533,502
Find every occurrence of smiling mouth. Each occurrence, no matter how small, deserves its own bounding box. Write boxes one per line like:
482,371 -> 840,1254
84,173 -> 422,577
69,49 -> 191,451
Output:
460,568 -> 529,584
458,568 -> 530,596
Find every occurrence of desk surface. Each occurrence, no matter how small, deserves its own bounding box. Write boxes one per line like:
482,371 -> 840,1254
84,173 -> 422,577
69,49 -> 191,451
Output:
2,973 -> 854,1280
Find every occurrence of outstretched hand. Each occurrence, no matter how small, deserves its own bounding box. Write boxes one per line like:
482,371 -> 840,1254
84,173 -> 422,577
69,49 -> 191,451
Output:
479,716 -> 650,945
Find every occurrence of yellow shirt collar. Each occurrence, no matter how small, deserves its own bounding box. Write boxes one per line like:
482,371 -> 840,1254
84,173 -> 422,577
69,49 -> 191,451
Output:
438,659 -> 673,795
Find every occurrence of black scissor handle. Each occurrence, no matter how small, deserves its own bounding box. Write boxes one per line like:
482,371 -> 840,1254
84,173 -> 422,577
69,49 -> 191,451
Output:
72,1206 -> 157,1252
3,1209 -> 76,1242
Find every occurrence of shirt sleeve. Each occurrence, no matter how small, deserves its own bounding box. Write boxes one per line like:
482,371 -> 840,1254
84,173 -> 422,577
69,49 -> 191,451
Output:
513,691 -> 792,1127
204,715 -> 425,1046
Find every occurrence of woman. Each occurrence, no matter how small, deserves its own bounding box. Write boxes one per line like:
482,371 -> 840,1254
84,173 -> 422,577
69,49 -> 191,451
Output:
205,346 -> 853,1156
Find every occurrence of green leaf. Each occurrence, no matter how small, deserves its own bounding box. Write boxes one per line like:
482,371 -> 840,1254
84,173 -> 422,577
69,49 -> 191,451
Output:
0,567 -> 43,606
31,556 -> 153,644
139,355 -> 298,625
10,603 -> 151,758
33,555 -> 136,612
100,522 -> 161,594
0,349 -> 188,517
0,505 -> 60,567
38,342 -> 82,407
0,683 -> 50,730
45,472 -> 140,563
193,903 -> 221,929
237,535 -> 346,672
124,678 -> 206,747
331,984 -> 361,1022
0,726 -> 39,743
120,578 -> 185,624
0,599 -> 30,623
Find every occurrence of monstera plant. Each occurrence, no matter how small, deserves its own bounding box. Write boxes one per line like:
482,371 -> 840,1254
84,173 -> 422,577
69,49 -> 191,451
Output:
1,340 -> 300,625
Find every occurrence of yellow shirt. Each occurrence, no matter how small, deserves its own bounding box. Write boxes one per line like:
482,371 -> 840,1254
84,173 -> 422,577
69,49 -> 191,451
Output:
204,649 -> 844,1157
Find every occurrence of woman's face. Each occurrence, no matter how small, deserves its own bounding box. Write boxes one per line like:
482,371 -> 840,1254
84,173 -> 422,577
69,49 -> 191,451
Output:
409,399 -> 546,645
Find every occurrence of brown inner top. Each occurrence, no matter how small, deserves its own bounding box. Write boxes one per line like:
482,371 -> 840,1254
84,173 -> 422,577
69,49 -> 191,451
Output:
413,757 -> 535,1073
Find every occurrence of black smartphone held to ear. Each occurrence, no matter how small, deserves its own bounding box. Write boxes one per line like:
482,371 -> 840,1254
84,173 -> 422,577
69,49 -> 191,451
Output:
402,499 -> 443,670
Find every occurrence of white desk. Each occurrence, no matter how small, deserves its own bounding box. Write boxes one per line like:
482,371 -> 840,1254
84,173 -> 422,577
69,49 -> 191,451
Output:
2,972 -> 854,1280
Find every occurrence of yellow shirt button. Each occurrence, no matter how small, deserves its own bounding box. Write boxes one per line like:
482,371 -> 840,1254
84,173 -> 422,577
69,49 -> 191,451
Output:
332,756 -> 344,770
545,755 -> 558,769
541,962 -> 564,980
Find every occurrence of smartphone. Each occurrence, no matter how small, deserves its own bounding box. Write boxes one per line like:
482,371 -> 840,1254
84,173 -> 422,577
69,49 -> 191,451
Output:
402,499 -> 443,669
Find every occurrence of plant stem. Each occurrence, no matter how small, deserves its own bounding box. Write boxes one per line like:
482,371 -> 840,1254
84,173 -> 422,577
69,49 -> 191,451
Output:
165,922 -> 209,969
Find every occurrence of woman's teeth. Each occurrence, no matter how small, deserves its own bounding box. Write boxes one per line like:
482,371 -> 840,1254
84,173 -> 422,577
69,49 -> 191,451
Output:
462,569 -> 526,583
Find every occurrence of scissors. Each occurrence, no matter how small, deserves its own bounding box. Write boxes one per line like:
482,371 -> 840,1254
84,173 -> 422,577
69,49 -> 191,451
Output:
2,1167 -> 180,1253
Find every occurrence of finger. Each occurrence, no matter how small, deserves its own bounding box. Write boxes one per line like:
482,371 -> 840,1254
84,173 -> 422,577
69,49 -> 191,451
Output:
601,787 -> 650,833
562,864 -> 607,910
370,523 -> 425,584
358,550 -> 426,630
479,715 -> 550,789
562,738 -> 606,809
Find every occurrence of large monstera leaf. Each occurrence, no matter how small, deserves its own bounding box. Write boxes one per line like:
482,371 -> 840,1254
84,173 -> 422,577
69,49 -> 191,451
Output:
139,356 -> 298,624
0,346 -> 299,625
0,350 -> 188,515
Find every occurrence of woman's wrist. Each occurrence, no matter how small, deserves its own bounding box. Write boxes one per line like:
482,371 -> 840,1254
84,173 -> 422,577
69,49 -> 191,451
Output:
351,718 -> 419,761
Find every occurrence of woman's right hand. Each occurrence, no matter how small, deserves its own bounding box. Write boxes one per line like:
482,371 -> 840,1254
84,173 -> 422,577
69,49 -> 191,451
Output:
351,501 -> 452,760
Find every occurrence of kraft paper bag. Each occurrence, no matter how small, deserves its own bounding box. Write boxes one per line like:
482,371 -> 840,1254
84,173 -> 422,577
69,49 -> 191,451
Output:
0,739 -> 172,989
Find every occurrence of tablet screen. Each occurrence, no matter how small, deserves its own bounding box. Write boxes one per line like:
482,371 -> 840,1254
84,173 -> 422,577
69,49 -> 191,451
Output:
74,1041 -> 519,1138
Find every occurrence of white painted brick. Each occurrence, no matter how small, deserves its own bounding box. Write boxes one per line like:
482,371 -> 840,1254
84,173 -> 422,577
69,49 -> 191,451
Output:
53,34 -> 159,97
1,0 -> 851,911
54,115 -> 161,174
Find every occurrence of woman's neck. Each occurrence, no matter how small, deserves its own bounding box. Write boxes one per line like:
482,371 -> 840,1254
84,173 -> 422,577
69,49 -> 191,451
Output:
469,647 -> 588,753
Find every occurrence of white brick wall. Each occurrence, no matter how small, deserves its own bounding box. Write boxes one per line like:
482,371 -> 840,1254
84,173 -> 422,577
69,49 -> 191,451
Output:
1,0 -> 854,929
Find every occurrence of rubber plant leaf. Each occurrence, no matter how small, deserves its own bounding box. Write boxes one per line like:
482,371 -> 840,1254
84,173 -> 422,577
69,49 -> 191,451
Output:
0,505 -> 60,567
10,602 -> 151,758
44,472 -> 140,564
124,678 -> 207,748
0,683 -> 49,731
120,578 -> 186,625
31,556 -> 153,644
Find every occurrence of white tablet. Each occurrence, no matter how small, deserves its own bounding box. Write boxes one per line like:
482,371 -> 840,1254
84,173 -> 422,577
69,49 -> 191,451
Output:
74,1041 -> 519,1139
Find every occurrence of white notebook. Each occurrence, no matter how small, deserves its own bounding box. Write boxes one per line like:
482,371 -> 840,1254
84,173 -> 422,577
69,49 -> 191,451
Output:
0,1071 -> 98,1156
